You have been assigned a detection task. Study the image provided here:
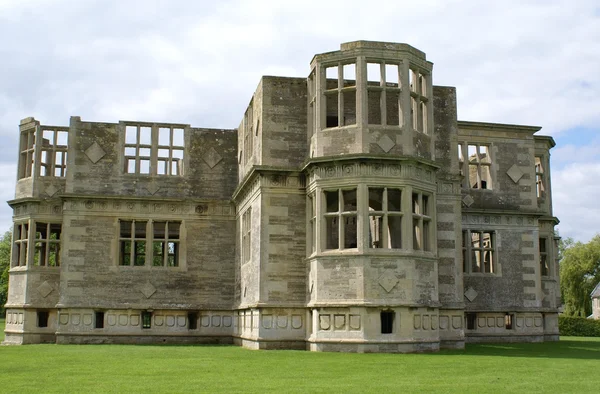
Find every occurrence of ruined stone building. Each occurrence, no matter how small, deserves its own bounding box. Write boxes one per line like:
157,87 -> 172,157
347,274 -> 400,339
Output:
3,41 -> 561,352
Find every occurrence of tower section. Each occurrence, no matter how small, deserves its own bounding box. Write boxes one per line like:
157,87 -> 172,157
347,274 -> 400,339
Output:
305,41 -> 442,352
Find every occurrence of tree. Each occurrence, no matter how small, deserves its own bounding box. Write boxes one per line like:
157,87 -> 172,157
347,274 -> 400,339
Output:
560,235 -> 600,317
0,231 -> 11,317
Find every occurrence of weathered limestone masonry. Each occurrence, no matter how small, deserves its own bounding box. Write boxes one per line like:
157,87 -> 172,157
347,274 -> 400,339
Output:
4,40 -> 560,352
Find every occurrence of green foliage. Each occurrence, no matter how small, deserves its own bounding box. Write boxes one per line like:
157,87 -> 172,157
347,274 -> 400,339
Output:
559,235 -> 600,317
559,316 -> 600,337
0,231 -> 11,317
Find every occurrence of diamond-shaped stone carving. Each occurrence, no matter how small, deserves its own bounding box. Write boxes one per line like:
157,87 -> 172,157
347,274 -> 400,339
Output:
45,184 -> 59,197
378,271 -> 399,293
464,287 -> 478,302
140,282 -> 156,299
203,147 -> 222,169
38,281 -> 53,298
85,142 -> 106,164
506,164 -> 524,183
462,195 -> 474,207
378,135 -> 396,153
146,184 -> 160,195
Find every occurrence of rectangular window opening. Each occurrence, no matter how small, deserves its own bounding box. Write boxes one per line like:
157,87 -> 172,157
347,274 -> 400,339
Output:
505,313 -> 514,330
95,311 -> 105,329
141,311 -> 152,329
188,312 -> 198,330
38,311 -> 49,328
466,313 -> 477,330
381,310 -> 394,334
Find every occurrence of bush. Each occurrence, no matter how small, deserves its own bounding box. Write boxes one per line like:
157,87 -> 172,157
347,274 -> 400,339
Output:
559,316 -> 600,337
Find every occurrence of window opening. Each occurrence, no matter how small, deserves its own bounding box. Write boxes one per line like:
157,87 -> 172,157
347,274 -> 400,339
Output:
323,63 -> 356,128
324,189 -> 357,250
367,61 -> 402,128
242,105 -> 254,165
95,311 -> 105,329
124,124 -> 184,175
368,187 -> 403,249
308,194 -> 316,254
13,222 -> 29,267
466,313 -> 477,330
409,69 -> 428,133
463,230 -> 495,273
381,310 -> 395,334
412,193 -> 431,251
505,313 -> 514,330
33,222 -> 61,266
535,157 -> 544,198
141,311 -> 152,329
38,311 -> 49,328
459,143 -> 492,189
19,128 -> 36,178
120,220 -> 180,267
540,237 -> 549,276
242,209 -> 252,263
188,312 -> 198,330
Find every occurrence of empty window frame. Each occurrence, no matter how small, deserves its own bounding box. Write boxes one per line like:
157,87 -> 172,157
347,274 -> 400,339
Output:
242,105 -> 254,165
462,230 -> 496,274
368,187 -> 403,248
141,311 -> 152,329
535,156 -> 544,198
308,194 -> 316,254
33,223 -> 61,267
241,208 -> 252,263
539,237 -> 550,276
95,311 -> 105,329
40,127 -> 68,177
505,313 -> 514,330
13,222 -> 29,267
366,61 -> 402,127
412,193 -> 431,251
323,189 -> 357,249
308,71 -> 317,138
124,124 -> 184,175
380,310 -> 395,334
119,220 -> 180,267
19,128 -> 36,179
459,143 -> 492,190
409,69 -> 429,133
37,311 -> 49,328
323,62 -> 357,128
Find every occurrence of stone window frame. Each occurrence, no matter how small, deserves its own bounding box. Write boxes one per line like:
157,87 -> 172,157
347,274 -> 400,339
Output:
539,237 -> 550,277
367,187 -> 404,249
366,60 -> 403,127
40,127 -> 68,177
12,221 -> 62,268
242,103 -> 254,165
123,123 -> 184,176
409,68 -> 429,134
241,208 -> 252,263
535,156 -> 545,198
323,61 -> 358,128
323,188 -> 358,250
462,230 -> 496,274
307,193 -> 317,255
18,127 -> 36,179
118,219 -> 182,268
412,192 -> 432,251
458,142 -> 493,190
312,183 -> 435,254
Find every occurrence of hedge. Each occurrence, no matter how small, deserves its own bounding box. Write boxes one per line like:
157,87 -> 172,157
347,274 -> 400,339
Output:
559,316 -> 600,337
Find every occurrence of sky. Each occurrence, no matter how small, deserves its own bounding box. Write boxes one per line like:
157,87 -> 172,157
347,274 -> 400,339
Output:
0,0 -> 599,242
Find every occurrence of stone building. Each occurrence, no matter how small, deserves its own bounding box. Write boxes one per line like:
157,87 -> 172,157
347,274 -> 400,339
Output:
3,41 -> 560,352
592,283 -> 600,320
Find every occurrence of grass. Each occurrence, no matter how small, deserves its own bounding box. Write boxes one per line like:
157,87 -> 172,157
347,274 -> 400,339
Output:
1,317 -> 599,393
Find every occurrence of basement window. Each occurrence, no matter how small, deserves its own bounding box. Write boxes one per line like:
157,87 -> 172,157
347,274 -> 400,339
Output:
141,311 -> 152,329
37,311 -> 49,328
95,311 -> 105,329
188,312 -> 198,330
466,313 -> 477,330
505,313 -> 514,330
381,311 -> 395,334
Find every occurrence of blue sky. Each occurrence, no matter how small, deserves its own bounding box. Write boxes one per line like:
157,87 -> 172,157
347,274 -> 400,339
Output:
0,0 -> 599,241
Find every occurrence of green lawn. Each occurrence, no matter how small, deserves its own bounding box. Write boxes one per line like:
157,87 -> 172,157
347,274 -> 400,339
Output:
1,317 -> 599,393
